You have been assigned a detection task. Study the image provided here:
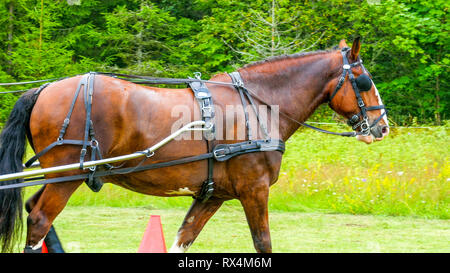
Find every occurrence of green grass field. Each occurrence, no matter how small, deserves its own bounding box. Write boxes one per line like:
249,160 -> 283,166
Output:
17,126 -> 449,252
37,206 -> 448,253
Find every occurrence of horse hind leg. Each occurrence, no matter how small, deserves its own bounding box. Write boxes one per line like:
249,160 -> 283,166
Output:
169,198 -> 224,253
24,185 -> 64,253
24,181 -> 83,253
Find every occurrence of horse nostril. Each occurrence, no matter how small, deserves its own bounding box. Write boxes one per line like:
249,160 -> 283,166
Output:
371,125 -> 388,139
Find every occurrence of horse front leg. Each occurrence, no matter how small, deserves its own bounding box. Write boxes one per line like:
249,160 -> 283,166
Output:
24,181 -> 82,253
169,198 -> 224,253
238,178 -> 272,253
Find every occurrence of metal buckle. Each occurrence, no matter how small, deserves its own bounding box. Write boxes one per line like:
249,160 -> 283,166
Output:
197,91 -> 208,98
144,150 -> 155,158
63,118 -> 70,126
358,99 -> 365,108
202,106 -> 212,117
194,72 -> 202,80
348,115 -> 359,126
90,139 -> 99,147
361,121 -> 369,131
360,119 -> 371,136
213,148 -> 227,159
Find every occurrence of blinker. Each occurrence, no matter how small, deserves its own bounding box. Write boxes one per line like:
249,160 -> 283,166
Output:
347,114 -> 359,126
355,74 -> 372,91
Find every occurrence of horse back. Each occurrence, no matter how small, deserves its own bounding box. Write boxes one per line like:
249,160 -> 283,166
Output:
29,75 -> 203,170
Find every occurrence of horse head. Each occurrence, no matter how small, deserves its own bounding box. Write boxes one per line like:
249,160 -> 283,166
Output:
327,37 -> 389,144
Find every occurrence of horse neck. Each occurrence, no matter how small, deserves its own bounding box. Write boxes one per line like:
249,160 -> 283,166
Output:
238,51 -> 340,140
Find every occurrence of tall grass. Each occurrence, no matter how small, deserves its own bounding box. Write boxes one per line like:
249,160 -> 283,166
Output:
270,126 -> 449,219
24,126 -> 449,219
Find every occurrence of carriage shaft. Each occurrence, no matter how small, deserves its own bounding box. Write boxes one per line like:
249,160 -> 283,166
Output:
0,121 -> 206,182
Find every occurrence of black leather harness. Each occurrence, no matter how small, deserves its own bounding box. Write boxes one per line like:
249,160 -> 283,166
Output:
21,71 -> 285,202
25,73 -> 107,192
188,72 -> 216,202
187,71 -> 285,202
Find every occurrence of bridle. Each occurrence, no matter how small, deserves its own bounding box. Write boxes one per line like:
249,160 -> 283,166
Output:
329,47 -> 387,136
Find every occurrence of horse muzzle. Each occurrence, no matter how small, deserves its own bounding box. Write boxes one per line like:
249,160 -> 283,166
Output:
356,124 -> 389,144
371,123 -> 389,140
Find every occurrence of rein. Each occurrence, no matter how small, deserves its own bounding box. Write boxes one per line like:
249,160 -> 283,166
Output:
1,72 -> 364,137
92,72 -> 369,137
99,70 -> 385,137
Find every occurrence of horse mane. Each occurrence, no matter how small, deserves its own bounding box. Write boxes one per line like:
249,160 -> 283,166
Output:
242,48 -> 336,69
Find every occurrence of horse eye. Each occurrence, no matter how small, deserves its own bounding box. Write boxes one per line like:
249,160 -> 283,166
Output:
355,74 -> 372,91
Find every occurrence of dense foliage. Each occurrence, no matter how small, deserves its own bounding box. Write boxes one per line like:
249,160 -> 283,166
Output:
0,0 -> 448,125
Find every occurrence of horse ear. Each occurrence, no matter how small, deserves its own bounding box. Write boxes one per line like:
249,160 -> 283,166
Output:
338,39 -> 348,49
350,36 -> 361,61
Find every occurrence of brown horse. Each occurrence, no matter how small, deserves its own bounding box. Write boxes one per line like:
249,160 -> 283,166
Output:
0,38 -> 388,253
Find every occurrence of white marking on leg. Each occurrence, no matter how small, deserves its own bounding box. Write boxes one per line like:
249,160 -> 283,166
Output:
186,216 -> 195,224
169,232 -> 191,253
30,237 -> 45,250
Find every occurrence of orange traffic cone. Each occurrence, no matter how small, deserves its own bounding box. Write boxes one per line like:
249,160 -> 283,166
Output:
138,215 -> 167,253
41,242 -> 48,253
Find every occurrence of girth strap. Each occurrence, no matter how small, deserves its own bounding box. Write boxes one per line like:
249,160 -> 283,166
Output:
188,72 -> 216,202
213,139 -> 285,162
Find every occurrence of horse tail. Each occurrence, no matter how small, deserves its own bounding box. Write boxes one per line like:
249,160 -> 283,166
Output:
0,90 -> 39,252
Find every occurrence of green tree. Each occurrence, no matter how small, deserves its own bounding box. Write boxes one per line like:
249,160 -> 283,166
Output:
0,0 -> 447,125
348,0 -> 449,125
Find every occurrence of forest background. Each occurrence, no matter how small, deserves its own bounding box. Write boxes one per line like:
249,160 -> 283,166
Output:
0,0 -> 448,253
0,0 -> 448,126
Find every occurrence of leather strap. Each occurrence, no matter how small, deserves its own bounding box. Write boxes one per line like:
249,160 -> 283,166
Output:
229,72 -> 252,140
213,139 -> 285,162
187,73 -> 216,202
229,72 -> 271,140
24,139 -> 88,168
26,73 -> 105,192
188,74 -> 215,140
4,139 -> 285,191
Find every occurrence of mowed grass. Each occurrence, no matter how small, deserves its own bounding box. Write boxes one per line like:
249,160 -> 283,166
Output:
17,205 -> 450,253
